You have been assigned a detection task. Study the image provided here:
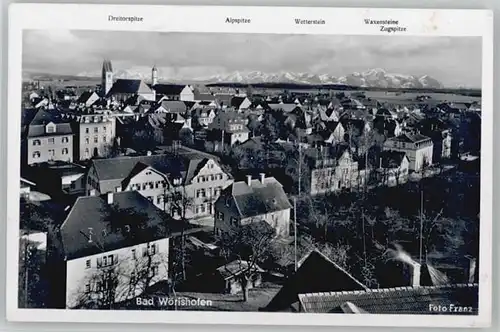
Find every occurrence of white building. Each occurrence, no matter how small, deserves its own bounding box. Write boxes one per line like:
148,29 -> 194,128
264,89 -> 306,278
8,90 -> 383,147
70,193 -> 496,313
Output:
383,133 -> 433,171
60,191 -> 180,309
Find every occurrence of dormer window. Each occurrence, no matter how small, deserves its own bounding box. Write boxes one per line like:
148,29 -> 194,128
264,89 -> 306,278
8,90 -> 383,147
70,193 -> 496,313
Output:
45,122 -> 56,134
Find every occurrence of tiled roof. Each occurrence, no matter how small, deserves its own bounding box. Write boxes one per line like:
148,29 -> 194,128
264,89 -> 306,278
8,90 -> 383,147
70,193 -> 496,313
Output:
60,191 -> 184,260
26,109 -> 73,138
299,283 -> 478,314
108,79 -> 153,96
389,133 -> 431,144
231,96 -> 247,108
91,149 -> 217,193
263,250 -> 367,312
218,177 -> 291,219
268,103 -> 301,113
154,100 -> 187,114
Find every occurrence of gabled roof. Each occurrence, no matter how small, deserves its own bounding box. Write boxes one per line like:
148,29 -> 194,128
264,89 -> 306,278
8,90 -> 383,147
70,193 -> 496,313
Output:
60,191 -> 184,260
389,133 -> 431,144
76,91 -> 98,105
268,103 -> 301,113
26,109 -> 73,138
263,250 -> 367,312
152,84 -> 187,96
231,96 -> 248,108
299,283 -> 478,314
108,79 -> 153,96
90,149 -> 219,193
217,177 -> 291,219
377,150 -> 408,169
153,100 -> 187,114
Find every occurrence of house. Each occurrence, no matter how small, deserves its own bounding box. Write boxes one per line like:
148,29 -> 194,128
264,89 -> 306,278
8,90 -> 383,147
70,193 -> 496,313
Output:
22,109 -> 74,165
23,161 -> 87,199
76,91 -> 100,108
417,118 -> 453,161
262,250 -> 368,312
214,174 -> 292,237
321,121 -> 345,145
298,284 -> 478,314
152,84 -> 194,101
107,79 -> 155,102
207,260 -> 264,294
86,147 -> 233,219
60,191 -> 185,308
77,113 -> 117,160
375,150 -> 410,186
284,108 -> 313,136
208,111 -> 250,147
230,96 -> 252,111
192,108 -> 216,128
308,145 -> 360,195
384,133 -> 433,171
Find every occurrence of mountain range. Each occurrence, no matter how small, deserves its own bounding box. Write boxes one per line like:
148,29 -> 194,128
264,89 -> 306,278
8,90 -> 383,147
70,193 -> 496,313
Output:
68,68 -> 444,89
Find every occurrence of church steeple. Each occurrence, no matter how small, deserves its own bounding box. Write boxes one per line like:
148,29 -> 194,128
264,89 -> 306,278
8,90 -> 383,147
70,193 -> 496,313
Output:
101,59 -> 114,96
151,64 -> 158,86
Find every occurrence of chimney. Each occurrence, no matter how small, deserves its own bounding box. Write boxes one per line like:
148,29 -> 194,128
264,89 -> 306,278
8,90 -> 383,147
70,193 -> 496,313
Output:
408,261 -> 421,287
107,192 -> 113,205
465,255 -> 477,283
147,150 -> 152,156
246,175 -> 252,186
259,173 -> 265,184
379,157 -> 383,169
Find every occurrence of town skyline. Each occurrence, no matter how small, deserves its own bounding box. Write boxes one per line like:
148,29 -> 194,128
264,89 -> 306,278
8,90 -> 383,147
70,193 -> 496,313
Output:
23,30 -> 482,88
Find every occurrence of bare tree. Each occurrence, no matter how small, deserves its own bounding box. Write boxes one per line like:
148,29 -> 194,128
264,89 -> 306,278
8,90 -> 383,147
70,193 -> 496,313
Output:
217,221 -> 275,301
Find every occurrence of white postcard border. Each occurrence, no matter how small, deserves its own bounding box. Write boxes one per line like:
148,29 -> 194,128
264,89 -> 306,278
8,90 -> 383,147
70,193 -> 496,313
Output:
6,3 -> 494,327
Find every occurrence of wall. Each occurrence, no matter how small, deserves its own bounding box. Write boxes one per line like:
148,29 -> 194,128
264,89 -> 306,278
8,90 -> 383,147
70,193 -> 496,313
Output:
27,135 -> 73,165
79,117 -> 116,160
65,237 -> 170,309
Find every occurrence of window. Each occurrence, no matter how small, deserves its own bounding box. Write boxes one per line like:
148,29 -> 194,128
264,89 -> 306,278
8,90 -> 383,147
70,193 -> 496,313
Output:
103,136 -> 107,143
157,195 -> 163,205
147,196 -> 153,202
209,175 -> 214,181
32,139 -> 41,146
85,259 -> 91,269
94,136 -> 98,143
62,137 -> 69,143
32,151 -> 40,158
143,243 -> 158,257
130,272 -> 136,285
131,249 -> 136,260
48,138 -> 55,144
214,187 -> 222,196
217,211 -> 224,220
46,123 -> 56,134
85,128 -> 90,134
94,127 -> 99,133
85,283 -> 91,293
97,257 -> 102,268
84,148 -> 90,158
196,189 -> 206,198
146,171 -> 152,176
103,126 -> 107,132
85,137 -> 90,144
48,149 -> 55,159
62,148 -> 68,155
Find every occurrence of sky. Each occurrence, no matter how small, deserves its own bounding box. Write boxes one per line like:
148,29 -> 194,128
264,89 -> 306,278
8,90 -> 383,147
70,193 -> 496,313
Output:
23,30 -> 482,88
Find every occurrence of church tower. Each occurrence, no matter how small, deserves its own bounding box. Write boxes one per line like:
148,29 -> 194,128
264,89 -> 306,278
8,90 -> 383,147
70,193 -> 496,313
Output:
101,59 -> 113,96
151,64 -> 158,86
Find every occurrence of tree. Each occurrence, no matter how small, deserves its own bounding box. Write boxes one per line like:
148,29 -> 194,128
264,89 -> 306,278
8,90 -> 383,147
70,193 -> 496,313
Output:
18,232 -> 48,308
168,186 -> 194,282
179,128 -> 194,147
132,129 -> 157,152
217,221 -> 275,301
